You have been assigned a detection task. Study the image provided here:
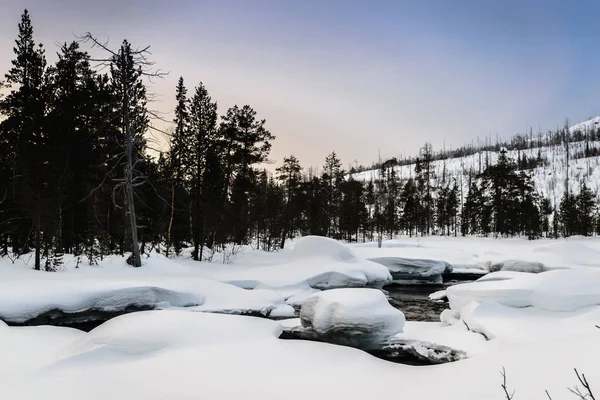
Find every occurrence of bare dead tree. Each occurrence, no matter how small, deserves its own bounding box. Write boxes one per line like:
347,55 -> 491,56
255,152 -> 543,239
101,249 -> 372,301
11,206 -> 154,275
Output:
79,33 -> 167,267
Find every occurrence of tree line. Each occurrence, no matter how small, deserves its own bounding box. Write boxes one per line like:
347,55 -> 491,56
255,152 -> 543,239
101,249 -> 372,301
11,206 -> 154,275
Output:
1,11 -> 599,270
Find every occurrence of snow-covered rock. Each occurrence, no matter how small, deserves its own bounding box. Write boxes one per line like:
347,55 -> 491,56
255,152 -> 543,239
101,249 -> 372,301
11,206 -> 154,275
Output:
299,288 -> 405,348
429,290 -> 447,302
369,257 -> 452,284
289,236 -> 392,289
489,259 -> 547,273
280,317 -> 466,365
375,338 -> 467,364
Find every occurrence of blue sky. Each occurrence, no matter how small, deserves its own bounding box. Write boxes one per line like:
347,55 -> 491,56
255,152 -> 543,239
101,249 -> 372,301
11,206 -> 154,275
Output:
2,0 -> 600,168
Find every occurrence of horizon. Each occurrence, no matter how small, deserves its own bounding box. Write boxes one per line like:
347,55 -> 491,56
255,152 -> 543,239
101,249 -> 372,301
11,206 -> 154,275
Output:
2,0 -> 600,170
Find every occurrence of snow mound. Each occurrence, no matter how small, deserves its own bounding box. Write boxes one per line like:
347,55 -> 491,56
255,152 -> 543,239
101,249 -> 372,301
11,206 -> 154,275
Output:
489,259 -> 547,273
300,288 -> 405,347
0,285 -> 203,324
0,253 -> 290,325
447,268 -> 600,312
61,311 -> 282,359
475,271 -> 532,282
291,235 -> 356,261
457,301 -> 600,342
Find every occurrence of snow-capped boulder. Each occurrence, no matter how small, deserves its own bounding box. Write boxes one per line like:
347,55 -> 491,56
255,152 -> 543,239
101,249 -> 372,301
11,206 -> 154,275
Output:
369,257 -> 452,284
374,338 -> 467,365
290,236 -> 392,289
429,290 -> 447,302
489,259 -> 547,273
299,288 -> 405,348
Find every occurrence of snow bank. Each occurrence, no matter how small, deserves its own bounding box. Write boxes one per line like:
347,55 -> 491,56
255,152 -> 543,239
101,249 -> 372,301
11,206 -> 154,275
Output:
447,268 -> 600,312
0,253 -> 289,325
300,288 -> 405,347
173,236 -> 392,295
1,310 -> 599,400
61,310 -> 282,359
350,236 -> 600,270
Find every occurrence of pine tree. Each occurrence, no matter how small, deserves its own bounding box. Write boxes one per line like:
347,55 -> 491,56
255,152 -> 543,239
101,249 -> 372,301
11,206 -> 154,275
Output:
1,9 -> 48,268
166,76 -> 189,257
276,155 -> 302,248
576,182 -> 595,236
188,82 -> 218,260
322,152 -> 343,238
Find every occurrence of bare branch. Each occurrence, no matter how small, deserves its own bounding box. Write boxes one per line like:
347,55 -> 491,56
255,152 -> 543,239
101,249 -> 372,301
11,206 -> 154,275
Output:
568,369 -> 596,400
500,367 -> 515,400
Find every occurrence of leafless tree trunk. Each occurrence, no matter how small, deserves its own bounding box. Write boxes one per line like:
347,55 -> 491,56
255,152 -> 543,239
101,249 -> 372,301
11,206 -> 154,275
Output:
122,64 -> 141,267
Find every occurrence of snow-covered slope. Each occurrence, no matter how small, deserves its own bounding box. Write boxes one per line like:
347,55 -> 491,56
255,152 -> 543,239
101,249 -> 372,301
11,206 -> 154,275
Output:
351,116 -> 600,208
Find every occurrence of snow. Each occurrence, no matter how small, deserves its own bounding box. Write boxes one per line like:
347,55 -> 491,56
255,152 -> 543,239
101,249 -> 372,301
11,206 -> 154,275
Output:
351,116 -> 600,210
0,236 -> 393,323
0,253 -> 290,323
350,236 -> 600,270
0,310 -> 599,400
0,325 -> 84,379
489,259 -> 547,273
2,236 -> 600,398
300,288 -> 405,345
174,236 -> 392,293
429,289 -> 447,301
457,300 -> 600,342
447,268 -> 600,312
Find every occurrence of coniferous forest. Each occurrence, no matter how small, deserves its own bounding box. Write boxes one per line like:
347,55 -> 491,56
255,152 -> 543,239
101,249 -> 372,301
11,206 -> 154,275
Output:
2,10 -> 600,271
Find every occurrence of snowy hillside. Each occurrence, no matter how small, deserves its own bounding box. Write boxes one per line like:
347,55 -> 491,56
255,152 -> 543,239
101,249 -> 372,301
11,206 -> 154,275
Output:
351,117 -> 600,207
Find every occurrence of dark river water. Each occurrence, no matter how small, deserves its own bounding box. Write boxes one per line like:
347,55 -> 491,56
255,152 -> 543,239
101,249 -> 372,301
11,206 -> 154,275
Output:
384,280 -> 470,322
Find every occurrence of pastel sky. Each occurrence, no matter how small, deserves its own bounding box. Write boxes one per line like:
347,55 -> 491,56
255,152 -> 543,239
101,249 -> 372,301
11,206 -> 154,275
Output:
2,0 -> 600,169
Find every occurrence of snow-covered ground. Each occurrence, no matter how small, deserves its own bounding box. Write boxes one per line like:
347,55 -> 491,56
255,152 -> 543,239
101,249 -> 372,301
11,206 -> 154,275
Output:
350,235 -> 600,270
0,310 -> 598,399
0,236 -> 391,324
1,235 -> 600,399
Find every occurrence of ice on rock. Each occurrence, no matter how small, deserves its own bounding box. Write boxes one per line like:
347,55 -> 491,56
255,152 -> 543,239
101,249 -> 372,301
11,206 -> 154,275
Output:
300,288 -> 405,348
368,257 -> 452,284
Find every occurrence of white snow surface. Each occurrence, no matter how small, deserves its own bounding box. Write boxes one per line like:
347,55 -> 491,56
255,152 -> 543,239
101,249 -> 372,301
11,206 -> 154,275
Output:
0,236 -> 395,322
447,268 -> 600,312
300,288 -> 405,339
0,252 -> 289,322
175,236 -> 392,291
350,236 -> 600,270
0,310 -> 598,400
